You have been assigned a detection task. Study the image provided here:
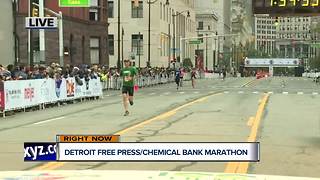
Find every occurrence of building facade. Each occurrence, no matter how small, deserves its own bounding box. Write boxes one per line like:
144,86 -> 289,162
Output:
0,0 -> 15,66
194,0 -> 232,70
195,13 -> 218,71
108,0 -> 196,68
276,16 -> 313,59
254,14 -> 277,56
16,0 -> 109,66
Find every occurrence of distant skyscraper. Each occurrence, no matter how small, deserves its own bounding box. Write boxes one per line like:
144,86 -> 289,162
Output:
254,14 -> 277,56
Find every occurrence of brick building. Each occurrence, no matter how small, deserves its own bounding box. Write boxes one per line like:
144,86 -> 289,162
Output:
16,0 -> 109,66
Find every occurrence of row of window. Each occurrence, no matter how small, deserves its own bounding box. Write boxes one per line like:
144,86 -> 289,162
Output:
257,30 -> 276,34
256,35 -> 276,39
257,25 -> 276,29
108,34 -> 144,56
257,18 -> 309,24
107,1 -> 194,32
278,25 -> 310,31
277,34 -> 310,39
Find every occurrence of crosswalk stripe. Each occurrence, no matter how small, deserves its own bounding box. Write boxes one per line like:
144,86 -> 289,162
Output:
252,91 -> 259,94
297,92 -> 304,95
179,92 -> 185,94
312,92 -> 319,95
283,92 -> 289,95
194,92 -> 199,94
238,91 -> 244,94
224,91 -> 229,94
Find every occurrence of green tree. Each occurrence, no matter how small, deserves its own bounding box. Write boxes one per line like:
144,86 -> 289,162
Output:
183,58 -> 193,68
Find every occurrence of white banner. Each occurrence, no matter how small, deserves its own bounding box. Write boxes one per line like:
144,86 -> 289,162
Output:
2,78 -> 103,111
58,142 -> 259,161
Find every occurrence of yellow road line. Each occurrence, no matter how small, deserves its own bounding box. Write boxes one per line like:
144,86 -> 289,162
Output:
247,117 -> 255,127
224,93 -> 270,174
32,92 -> 222,171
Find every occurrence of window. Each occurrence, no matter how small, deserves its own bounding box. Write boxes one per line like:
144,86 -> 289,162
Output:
89,9 -> 99,21
108,35 -> 114,55
198,34 -> 203,42
89,0 -> 99,21
132,1 -> 143,18
108,1 -> 114,18
90,37 -> 100,64
90,0 -> 98,6
198,21 -> 203,30
132,34 -> 143,55
160,3 -> 162,19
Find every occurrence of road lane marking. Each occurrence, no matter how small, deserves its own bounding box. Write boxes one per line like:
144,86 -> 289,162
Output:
241,79 -> 256,87
193,92 -> 199,94
247,117 -> 255,127
268,91 -> 274,94
224,91 -> 229,94
179,92 -> 185,94
164,92 -> 171,95
252,91 -> 259,94
312,92 -> 318,95
33,117 -> 65,125
297,92 -> 304,95
282,92 -> 289,95
33,92 -> 223,171
224,93 -> 270,174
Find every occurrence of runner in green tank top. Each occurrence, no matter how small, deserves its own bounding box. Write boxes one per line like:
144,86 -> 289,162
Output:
120,59 -> 137,116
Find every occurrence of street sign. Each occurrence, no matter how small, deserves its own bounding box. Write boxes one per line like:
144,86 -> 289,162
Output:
25,17 -> 58,29
189,40 -> 202,45
59,0 -> 90,7
310,43 -> 320,48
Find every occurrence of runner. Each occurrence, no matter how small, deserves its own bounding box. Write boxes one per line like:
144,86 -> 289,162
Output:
191,68 -> 197,88
179,68 -> 184,87
175,69 -> 181,90
120,59 -> 137,116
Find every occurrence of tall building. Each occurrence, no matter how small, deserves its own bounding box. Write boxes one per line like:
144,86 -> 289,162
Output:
108,0 -> 196,68
195,0 -> 232,69
194,3 -> 219,71
0,0 -> 15,66
232,0 -> 253,45
254,14 -> 277,56
276,16 -> 312,59
16,0 -> 109,66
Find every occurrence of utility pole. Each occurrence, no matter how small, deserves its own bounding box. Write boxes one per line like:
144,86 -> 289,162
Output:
138,32 -> 141,69
39,0 -> 45,64
28,0 -> 34,66
117,0 -> 121,69
121,27 -> 124,67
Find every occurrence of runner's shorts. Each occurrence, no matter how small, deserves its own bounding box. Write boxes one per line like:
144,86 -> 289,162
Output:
122,86 -> 134,96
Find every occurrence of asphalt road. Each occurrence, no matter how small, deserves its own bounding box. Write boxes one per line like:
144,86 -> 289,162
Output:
0,77 -> 319,178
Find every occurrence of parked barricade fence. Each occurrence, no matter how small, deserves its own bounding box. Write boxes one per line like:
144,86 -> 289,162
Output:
0,77 -> 103,117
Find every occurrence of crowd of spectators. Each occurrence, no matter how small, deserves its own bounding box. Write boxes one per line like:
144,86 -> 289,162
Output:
0,63 -> 185,82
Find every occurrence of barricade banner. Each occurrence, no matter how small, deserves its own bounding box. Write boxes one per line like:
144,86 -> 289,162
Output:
1,78 -> 102,112
0,82 -> 4,110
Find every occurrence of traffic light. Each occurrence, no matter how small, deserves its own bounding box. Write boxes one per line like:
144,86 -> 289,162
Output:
32,6 -> 39,17
274,17 -> 279,26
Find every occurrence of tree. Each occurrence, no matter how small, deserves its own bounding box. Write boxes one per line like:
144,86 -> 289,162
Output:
183,58 -> 193,68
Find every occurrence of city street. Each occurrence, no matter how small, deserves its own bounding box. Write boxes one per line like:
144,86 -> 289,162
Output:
0,77 -> 319,178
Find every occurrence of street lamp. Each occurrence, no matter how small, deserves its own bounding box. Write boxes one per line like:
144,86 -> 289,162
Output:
172,10 -> 190,65
147,0 -> 169,67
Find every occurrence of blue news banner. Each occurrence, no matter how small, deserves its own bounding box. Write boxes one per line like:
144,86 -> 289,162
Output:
24,143 -> 57,161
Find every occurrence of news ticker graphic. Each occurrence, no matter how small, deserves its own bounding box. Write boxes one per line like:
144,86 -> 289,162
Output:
24,135 -> 119,161
24,143 -> 57,161
56,135 -> 120,143
58,142 -> 259,162
24,135 -> 259,162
